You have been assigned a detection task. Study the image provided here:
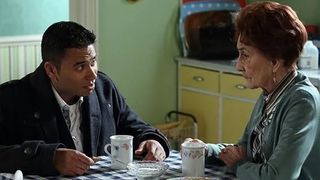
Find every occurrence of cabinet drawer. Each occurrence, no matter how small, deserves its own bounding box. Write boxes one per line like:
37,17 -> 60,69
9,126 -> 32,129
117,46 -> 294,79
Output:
180,66 -> 219,92
221,73 -> 261,100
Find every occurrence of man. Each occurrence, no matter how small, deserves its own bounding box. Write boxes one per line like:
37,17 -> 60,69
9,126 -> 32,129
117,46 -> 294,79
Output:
0,21 -> 169,176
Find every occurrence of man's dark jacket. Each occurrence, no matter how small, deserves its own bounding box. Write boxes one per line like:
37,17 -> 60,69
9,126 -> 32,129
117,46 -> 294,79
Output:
0,63 -> 170,176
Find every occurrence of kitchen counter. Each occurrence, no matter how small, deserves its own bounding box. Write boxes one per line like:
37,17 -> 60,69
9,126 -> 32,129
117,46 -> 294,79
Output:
176,57 -> 320,90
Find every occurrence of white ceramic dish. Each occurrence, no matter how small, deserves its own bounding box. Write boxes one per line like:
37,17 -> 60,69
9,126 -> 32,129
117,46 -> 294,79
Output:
127,161 -> 169,179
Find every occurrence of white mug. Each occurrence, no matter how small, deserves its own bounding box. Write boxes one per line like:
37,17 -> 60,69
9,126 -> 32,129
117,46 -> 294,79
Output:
181,141 -> 205,177
104,135 -> 133,169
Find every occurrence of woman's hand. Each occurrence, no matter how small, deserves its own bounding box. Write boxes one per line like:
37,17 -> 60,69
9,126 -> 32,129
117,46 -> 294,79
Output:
218,145 -> 247,167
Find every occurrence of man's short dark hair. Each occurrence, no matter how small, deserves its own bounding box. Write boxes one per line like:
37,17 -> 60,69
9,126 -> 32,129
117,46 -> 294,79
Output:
41,21 -> 96,67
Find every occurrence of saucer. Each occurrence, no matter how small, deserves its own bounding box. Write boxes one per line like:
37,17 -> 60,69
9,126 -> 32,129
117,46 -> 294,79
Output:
167,177 -> 215,180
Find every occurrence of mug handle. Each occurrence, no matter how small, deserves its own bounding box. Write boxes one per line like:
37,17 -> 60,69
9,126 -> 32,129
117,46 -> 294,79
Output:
104,144 -> 112,157
104,143 -> 128,166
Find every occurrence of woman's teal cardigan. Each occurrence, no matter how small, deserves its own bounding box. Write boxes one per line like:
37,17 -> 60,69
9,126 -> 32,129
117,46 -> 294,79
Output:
208,72 -> 320,180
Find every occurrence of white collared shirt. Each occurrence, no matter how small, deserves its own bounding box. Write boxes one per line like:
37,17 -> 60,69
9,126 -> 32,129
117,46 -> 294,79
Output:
51,85 -> 84,152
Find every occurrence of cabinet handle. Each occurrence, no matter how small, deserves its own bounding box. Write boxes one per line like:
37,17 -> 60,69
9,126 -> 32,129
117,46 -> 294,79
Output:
192,76 -> 204,82
235,84 -> 247,90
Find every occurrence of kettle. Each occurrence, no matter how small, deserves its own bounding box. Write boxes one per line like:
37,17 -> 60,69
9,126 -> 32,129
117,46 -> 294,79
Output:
299,40 -> 319,70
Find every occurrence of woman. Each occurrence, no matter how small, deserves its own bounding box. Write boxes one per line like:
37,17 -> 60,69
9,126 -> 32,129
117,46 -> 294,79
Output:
185,1 -> 320,179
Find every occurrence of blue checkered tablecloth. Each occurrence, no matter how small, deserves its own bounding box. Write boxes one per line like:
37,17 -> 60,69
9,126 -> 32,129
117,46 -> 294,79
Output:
0,150 -> 237,179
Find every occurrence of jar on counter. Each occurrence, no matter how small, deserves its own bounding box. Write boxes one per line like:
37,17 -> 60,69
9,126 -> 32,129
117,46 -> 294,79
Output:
299,40 -> 319,70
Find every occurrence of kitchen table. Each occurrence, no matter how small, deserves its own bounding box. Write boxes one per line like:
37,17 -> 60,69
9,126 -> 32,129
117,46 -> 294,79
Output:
0,150 -> 237,179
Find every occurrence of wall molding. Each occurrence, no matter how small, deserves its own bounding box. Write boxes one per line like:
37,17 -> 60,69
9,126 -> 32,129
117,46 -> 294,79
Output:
69,0 -> 99,54
0,35 -> 42,45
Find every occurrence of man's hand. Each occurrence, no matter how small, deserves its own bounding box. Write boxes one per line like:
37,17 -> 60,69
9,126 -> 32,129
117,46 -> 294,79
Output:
218,145 -> 247,167
135,140 -> 166,161
53,148 -> 94,176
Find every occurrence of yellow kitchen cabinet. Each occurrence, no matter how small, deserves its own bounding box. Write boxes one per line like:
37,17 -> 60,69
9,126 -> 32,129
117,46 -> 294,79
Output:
178,59 -> 260,143
179,65 -> 220,143
221,72 -> 261,143
180,65 -> 219,92
220,72 -> 261,100
180,90 -> 219,143
222,98 -> 254,143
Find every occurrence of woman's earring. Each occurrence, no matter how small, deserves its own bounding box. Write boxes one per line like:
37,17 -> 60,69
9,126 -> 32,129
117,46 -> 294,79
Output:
273,73 -> 277,83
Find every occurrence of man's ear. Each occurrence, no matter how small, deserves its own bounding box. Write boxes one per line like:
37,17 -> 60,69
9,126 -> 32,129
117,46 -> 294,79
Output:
44,62 -> 59,82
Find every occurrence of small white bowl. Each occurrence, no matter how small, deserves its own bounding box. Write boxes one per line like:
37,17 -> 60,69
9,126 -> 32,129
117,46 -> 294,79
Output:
127,161 -> 169,179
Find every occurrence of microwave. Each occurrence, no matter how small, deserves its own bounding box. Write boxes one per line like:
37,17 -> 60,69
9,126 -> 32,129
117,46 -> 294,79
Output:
184,10 -> 239,60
